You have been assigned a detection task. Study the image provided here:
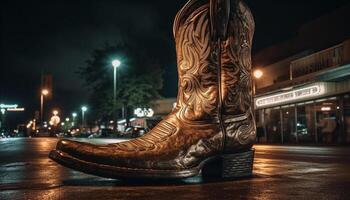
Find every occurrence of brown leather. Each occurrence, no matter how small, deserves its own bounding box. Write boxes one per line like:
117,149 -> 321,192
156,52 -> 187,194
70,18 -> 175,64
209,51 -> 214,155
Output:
50,0 -> 256,175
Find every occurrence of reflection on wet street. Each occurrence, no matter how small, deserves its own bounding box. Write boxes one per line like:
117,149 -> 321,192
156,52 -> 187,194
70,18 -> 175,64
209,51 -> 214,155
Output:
0,138 -> 349,199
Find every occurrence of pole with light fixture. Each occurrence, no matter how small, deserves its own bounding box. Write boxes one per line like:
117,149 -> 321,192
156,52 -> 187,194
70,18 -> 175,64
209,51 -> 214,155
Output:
253,69 -> 263,96
72,112 -> 77,127
40,89 -> 49,124
112,59 -> 121,132
81,106 -> 87,128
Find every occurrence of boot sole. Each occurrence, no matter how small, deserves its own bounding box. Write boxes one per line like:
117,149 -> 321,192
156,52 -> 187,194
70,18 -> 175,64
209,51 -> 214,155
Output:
49,149 -> 254,179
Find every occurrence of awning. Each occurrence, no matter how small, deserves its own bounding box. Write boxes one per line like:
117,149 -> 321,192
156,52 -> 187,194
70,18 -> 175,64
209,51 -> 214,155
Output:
316,63 -> 350,82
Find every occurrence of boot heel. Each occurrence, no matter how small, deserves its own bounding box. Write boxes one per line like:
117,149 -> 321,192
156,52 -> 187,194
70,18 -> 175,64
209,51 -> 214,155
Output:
202,149 -> 255,179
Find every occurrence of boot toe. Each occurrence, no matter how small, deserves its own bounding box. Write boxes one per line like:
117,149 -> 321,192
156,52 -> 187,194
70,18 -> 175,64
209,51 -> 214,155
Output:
56,139 -> 85,155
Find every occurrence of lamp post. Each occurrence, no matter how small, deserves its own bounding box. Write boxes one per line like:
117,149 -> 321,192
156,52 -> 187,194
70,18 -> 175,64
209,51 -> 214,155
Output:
112,59 -> 121,131
0,108 -> 5,130
72,112 -> 77,126
253,69 -> 264,142
253,69 -> 263,96
40,89 -> 49,124
81,106 -> 87,128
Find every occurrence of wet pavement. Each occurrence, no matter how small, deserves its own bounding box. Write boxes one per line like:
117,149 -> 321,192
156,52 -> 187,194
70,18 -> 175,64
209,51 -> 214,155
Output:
0,138 -> 349,200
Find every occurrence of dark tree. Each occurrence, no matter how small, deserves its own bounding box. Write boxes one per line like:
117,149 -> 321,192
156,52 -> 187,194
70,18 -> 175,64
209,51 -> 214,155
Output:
78,43 -> 163,125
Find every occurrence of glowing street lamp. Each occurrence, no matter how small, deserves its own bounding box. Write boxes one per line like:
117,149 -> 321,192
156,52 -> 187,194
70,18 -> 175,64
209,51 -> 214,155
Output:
53,110 -> 59,116
81,106 -> 87,127
72,112 -> 77,118
112,59 -> 122,130
252,69 -> 264,96
40,89 -> 49,124
72,112 -> 77,126
112,59 -> 121,68
42,89 -> 49,96
253,69 -> 264,79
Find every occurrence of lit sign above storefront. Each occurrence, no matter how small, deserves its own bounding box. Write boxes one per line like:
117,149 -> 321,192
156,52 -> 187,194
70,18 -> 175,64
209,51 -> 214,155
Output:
7,108 -> 25,112
255,84 -> 325,108
0,104 -> 18,109
134,108 -> 154,118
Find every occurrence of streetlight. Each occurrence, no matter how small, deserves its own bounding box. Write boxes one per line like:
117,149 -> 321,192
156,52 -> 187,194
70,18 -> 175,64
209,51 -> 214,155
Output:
53,110 -> 59,116
72,113 -> 77,118
40,89 -> 49,124
112,59 -> 121,131
72,112 -> 77,126
81,106 -> 87,128
0,108 -> 5,130
252,69 -> 264,95
253,69 -> 264,79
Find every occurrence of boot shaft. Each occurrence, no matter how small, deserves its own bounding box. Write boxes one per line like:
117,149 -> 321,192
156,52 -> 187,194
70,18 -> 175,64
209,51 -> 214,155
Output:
173,0 -> 256,151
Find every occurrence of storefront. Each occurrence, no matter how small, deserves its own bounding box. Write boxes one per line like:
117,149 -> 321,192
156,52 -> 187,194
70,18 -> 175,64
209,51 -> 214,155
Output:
255,81 -> 350,144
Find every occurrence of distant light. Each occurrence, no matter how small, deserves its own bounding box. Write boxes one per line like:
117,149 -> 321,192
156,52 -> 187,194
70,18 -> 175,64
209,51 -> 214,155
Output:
0,104 -> 18,109
61,122 -> 65,126
42,89 -> 49,96
321,107 -> 331,111
0,108 -> 5,114
50,116 -> 60,126
134,108 -> 154,118
65,118 -> 70,122
72,113 -> 77,118
53,110 -> 59,116
7,108 -> 25,112
253,69 -> 264,79
81,106 -> 87,112
112,59 -> 121,68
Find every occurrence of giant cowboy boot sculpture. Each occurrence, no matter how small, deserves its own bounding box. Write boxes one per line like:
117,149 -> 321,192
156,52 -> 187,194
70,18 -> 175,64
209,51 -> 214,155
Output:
49,0 -> 256,179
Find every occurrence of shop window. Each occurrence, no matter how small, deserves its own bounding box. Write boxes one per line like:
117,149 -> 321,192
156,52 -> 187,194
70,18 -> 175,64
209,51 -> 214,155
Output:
297,102 -> 316,143
264,107 -> 281,143
282,105 -> 296,143
255,110 -> 265,143
315,98 -> 340,144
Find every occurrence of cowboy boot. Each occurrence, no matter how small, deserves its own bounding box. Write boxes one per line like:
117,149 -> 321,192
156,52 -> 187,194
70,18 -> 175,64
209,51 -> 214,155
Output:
49,0 -> 256,179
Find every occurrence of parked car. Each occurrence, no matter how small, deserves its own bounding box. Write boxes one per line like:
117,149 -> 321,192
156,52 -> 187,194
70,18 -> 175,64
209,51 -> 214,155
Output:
123,126 -> 148,138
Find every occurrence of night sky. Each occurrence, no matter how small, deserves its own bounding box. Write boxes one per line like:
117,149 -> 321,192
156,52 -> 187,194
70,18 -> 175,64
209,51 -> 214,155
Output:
1,0 -> 349,126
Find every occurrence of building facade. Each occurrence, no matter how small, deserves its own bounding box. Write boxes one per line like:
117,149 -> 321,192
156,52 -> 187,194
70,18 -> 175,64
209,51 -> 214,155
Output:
253,5 -> 350,144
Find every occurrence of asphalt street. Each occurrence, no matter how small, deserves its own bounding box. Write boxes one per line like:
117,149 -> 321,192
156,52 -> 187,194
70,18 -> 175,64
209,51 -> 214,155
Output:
0,138 -> 349,200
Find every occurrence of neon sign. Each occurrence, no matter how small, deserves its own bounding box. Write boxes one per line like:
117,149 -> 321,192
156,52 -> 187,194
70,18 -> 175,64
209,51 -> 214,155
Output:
0,104 -> 18,109
134,108 -> 154,118
255,84 -> 325,108
7,108 -> 25,112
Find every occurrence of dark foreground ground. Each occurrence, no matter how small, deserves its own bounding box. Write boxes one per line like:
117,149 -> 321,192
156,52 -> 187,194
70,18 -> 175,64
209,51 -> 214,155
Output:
0,138 -> 349,200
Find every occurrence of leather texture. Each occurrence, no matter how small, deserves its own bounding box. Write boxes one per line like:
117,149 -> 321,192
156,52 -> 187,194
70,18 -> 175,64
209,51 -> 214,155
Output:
50,0 -> 256,176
